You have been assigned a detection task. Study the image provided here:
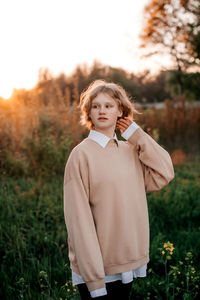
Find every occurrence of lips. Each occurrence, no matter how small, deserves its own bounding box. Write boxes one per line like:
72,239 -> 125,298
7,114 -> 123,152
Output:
98,117 -> 108,120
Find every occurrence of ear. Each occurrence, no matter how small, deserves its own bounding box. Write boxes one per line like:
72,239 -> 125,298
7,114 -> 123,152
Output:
118,111 -> 123,118
118,107 -> 123,117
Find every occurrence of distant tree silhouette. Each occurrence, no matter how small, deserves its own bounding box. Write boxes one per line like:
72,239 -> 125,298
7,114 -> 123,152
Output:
140,0 -> 200,95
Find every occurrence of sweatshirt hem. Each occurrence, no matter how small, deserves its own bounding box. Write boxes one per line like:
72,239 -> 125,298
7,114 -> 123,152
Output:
104,255 -> 149,275
70,254 -> 149,285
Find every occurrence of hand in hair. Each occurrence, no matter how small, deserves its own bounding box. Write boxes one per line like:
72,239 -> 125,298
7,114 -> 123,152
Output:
116,117 -> 133,135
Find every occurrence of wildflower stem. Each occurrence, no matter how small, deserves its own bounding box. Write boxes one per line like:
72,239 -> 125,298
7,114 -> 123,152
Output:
164,259 -> 169,300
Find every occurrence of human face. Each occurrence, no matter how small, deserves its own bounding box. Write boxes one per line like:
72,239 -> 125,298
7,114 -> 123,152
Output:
89,92 -> 122,137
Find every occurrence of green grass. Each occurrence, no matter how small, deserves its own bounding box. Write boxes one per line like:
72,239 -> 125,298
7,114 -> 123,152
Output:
1,156 -> 200,299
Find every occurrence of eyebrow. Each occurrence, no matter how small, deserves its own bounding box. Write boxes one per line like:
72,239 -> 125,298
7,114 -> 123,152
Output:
92,101 -> 113,105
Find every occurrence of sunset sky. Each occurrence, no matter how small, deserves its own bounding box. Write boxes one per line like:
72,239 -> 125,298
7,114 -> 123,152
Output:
0,0 -> 172,99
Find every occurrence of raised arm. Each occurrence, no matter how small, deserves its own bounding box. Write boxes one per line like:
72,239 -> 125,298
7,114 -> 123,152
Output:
63,148 -> 106,293
119,119 -> 175,193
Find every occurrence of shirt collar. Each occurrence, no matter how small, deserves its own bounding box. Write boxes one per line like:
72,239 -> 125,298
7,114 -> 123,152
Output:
88,129 -> 119,148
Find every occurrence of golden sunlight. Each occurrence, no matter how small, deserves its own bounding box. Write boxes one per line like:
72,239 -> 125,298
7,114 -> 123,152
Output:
0,87 -> 13,100
0,0 -> 150,98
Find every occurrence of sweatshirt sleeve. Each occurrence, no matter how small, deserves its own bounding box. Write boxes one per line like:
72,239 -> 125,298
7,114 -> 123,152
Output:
122,122 -> 175,193
63,148 -> 106,292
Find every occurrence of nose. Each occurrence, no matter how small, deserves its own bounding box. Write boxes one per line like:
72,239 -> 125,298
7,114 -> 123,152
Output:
99,108 -> 106,114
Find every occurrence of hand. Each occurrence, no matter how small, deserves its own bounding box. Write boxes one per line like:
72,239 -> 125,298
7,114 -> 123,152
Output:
116,117 -> 133,134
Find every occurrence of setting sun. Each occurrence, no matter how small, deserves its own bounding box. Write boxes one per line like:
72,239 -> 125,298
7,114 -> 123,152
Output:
0,90 -> 13,100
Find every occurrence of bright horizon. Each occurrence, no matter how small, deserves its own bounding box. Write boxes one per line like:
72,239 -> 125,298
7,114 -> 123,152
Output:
0,0 -> 172,99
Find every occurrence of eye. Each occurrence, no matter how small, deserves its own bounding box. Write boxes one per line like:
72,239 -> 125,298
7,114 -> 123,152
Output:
92,104 -> 113,108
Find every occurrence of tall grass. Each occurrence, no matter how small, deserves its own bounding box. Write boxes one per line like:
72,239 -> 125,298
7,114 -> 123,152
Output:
1,82 -> 200,299
1,157 -> 200,299
0,86 -> 199,177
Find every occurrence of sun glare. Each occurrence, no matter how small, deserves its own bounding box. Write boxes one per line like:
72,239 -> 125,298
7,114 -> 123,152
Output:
0,88 -> 13,100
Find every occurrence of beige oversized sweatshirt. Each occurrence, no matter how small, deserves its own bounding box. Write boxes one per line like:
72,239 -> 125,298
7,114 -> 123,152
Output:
63,124 -> 175,292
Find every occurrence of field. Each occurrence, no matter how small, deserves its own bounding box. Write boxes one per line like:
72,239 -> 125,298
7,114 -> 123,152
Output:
1,93 -> 200,299
1,154 -> 200,300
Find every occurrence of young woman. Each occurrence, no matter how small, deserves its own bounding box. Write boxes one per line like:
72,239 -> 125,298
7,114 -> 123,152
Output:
63,79 -> 175,299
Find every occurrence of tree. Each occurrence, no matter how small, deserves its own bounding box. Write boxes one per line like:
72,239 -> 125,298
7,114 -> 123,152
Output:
140,0 -> 200,94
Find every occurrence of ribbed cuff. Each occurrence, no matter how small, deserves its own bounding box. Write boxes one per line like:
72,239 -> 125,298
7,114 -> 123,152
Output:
86,278 -> 106,292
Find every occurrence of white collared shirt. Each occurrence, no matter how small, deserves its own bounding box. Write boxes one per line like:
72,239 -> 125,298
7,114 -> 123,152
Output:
87,129 -> 119,147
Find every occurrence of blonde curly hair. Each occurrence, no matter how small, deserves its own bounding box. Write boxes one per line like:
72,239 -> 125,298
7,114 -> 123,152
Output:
78,79 -> 141,130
